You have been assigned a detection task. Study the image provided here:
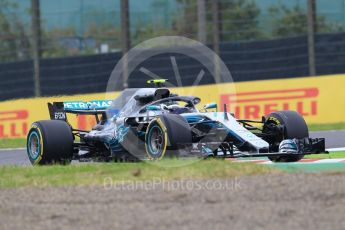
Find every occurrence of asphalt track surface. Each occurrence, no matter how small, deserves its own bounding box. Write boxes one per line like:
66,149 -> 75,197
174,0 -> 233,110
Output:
0,130 -> 344,166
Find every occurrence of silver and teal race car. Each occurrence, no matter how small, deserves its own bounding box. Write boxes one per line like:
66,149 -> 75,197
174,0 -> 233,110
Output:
26,80 -> 326,165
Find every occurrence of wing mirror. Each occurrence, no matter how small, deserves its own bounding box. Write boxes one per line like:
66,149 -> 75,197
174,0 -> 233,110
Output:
204,102 -> 218,111
146,105 -> 161,111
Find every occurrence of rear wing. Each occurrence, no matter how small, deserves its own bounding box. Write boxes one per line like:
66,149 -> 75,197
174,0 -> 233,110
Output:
48,100 -> 117,124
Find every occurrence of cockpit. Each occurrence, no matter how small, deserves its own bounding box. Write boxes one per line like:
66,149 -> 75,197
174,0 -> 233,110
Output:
138,96 -> 200,115
109,88 -> 173,117
108,88 -> 200,118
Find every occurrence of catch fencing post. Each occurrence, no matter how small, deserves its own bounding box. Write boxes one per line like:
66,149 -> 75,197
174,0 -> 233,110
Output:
197,0 -> 206,44
121,0 -> 130,89
212,0 -> 221,83
307,0 -> 316,76
31,0 -> 41,96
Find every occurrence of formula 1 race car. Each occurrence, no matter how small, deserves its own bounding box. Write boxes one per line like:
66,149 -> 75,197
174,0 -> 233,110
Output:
26,80 -> 327,165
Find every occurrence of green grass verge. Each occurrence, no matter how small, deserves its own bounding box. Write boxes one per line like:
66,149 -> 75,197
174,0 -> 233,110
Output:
0,138 -> 26,149
0,159 -> 278,189
308,122 -> 345,131
305,151 -> 345,159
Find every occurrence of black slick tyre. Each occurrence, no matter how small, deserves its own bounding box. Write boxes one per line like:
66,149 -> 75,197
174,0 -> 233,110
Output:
264,110 -> 309,162
26,120 -> 73,165
145,114 -> 192,160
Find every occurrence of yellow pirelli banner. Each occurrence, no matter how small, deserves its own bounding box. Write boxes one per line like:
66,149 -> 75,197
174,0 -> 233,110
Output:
0,74 -> 344,138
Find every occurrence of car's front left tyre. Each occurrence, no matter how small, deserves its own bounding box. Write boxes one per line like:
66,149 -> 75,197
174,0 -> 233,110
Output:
263,110 -> 309,162
27,120 -> 73,165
